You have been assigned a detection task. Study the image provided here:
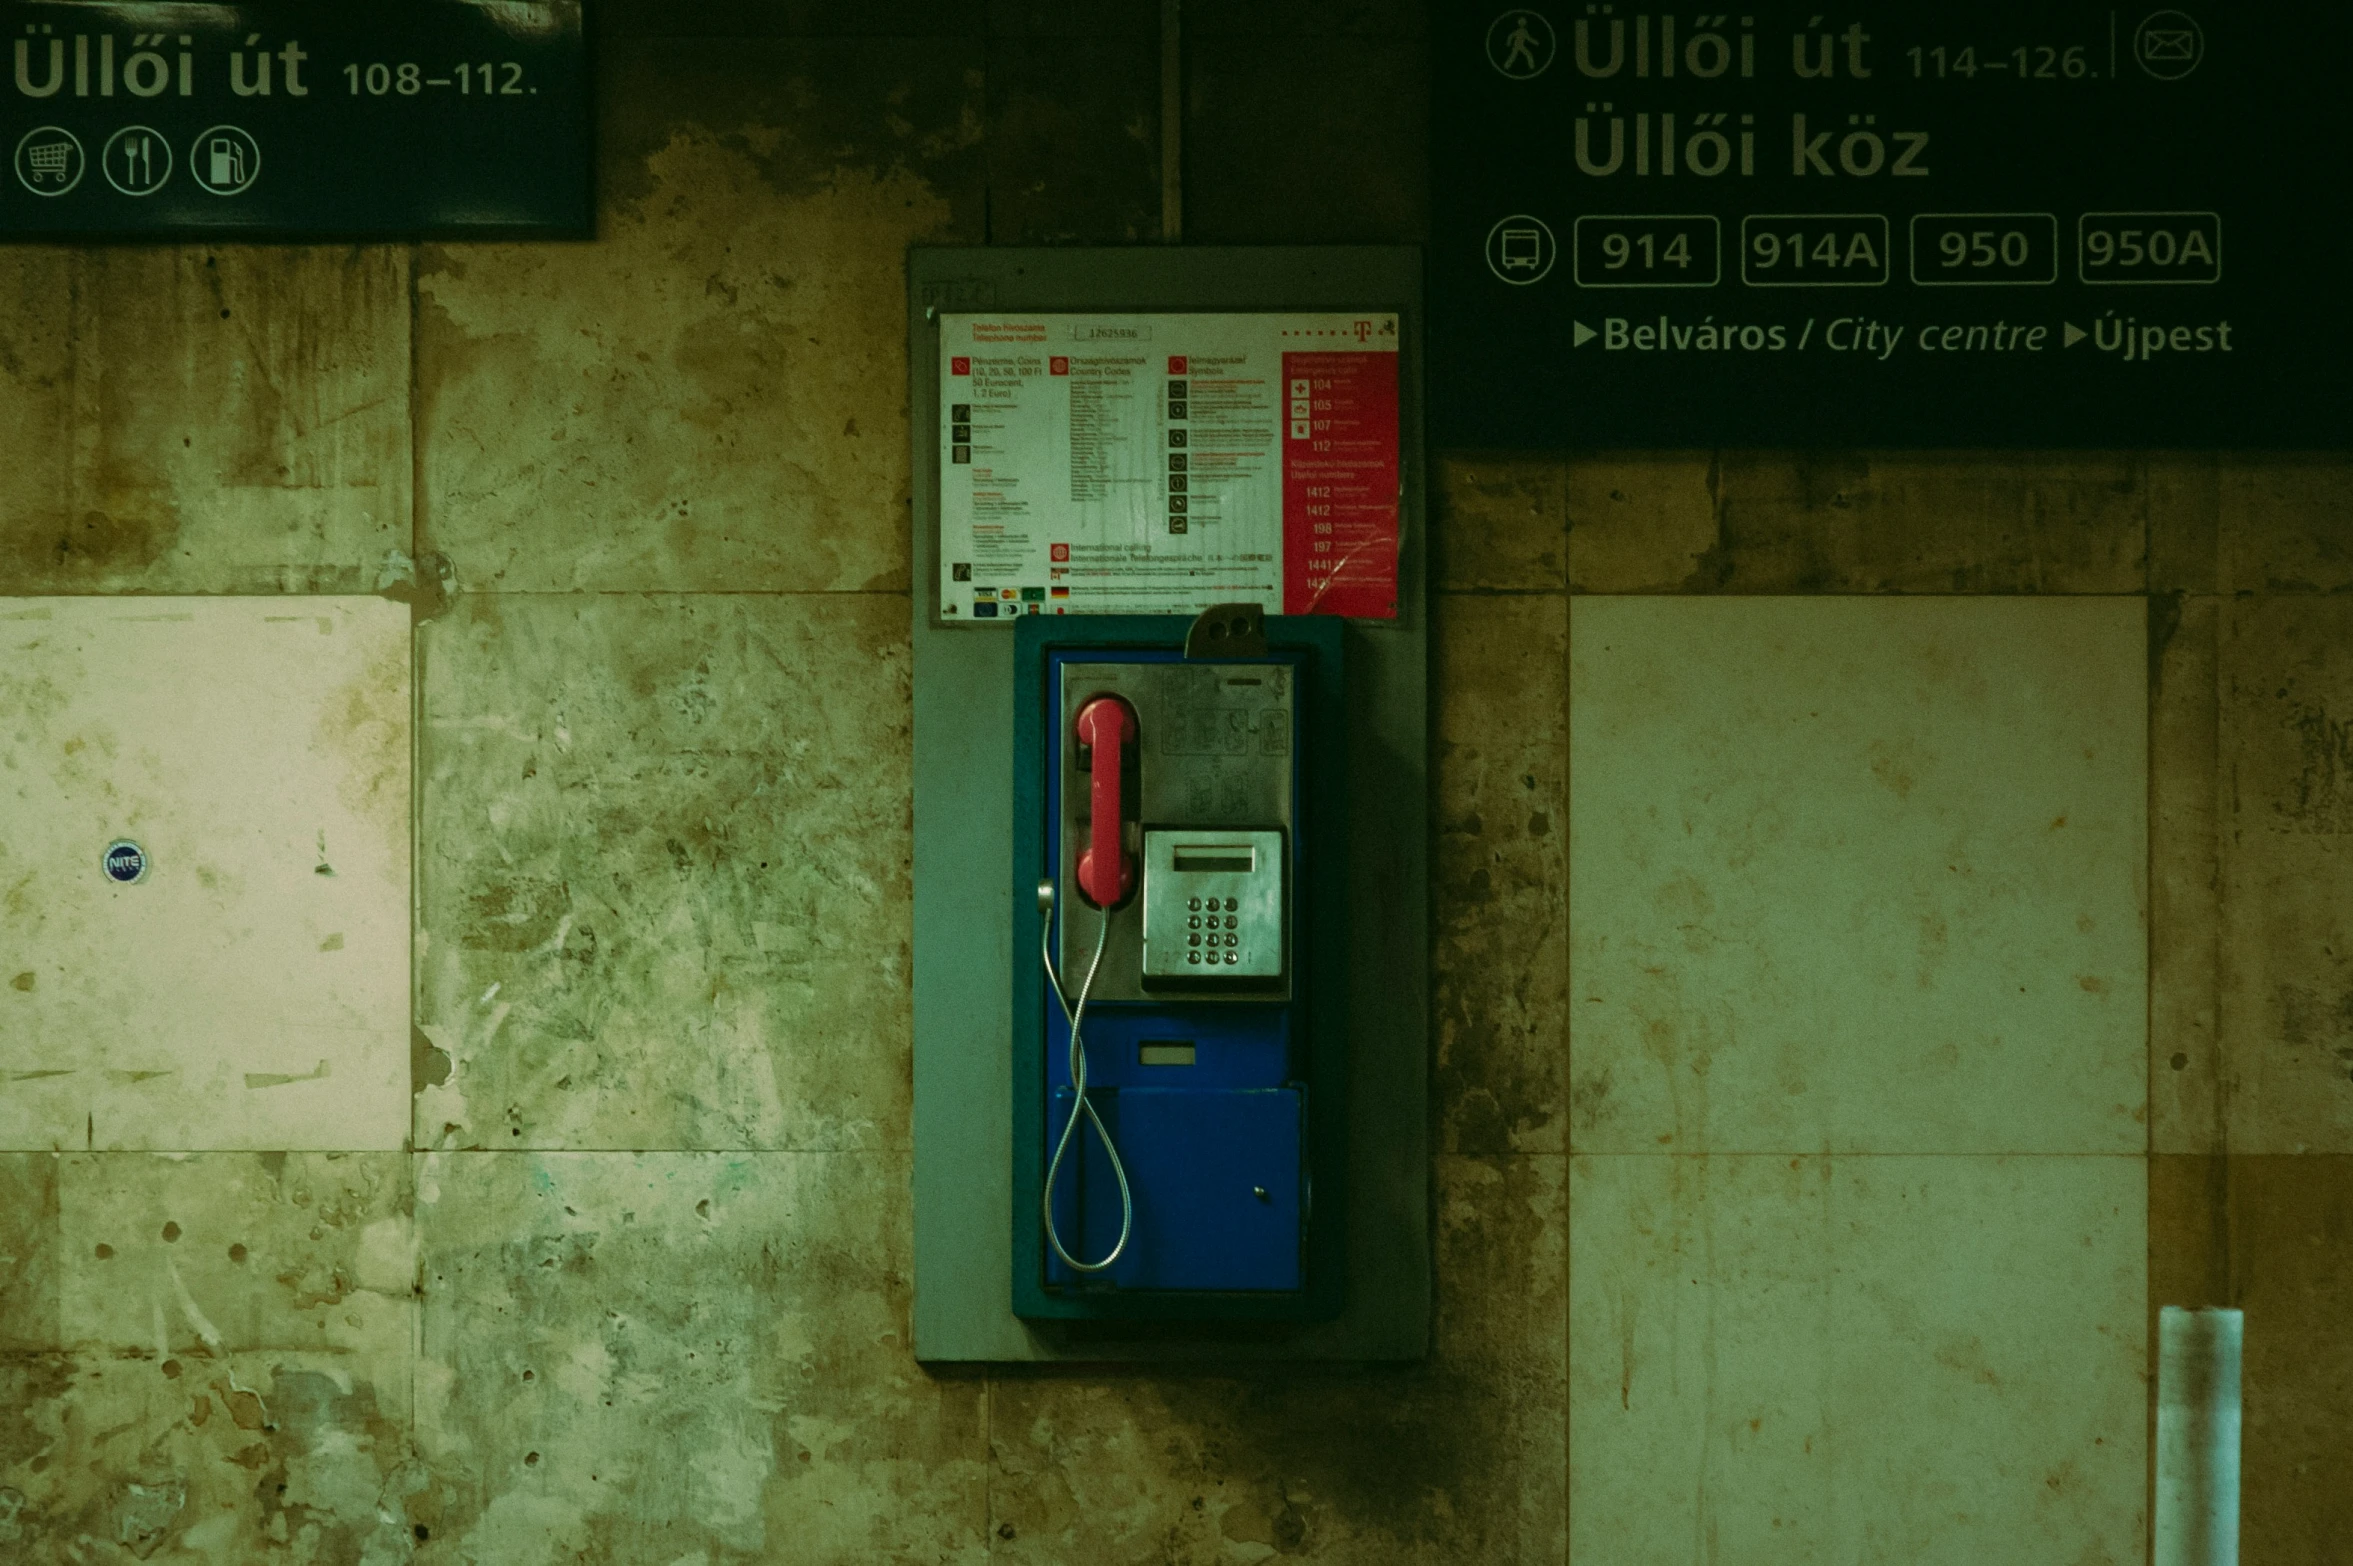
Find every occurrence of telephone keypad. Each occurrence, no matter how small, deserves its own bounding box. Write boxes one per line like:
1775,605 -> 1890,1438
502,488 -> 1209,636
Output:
1141,827 -> 1285,983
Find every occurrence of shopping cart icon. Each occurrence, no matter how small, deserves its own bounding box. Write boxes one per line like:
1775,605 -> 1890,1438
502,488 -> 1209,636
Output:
13,126 -> 85,196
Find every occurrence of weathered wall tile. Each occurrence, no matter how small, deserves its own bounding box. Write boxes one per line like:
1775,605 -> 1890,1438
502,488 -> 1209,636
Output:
2148,1153 -> 2228,1315
989,1154 -> 1564,1563
2144,454 -> 2223,595
417,593 -> 911,1152
2148,455 -> 2353,596
1432,454 -> 1566,592
0,1154 -> 60,1350
1571,1153 -> 2144,1566
0,1153 -> 417,1562
0,1351 -> 421,1563
2153,594 -> 2224,1152
2148,1155 -> 2353,1566
983,38 -> 1161,242
2225,1156 -> 2353,1566
1823,1156 -> 2145,1564
0,247 -> 410,596
1702,452 -> 2148,593
2219,597 -> 2353,1152
1433,593 -> 1565,1153
1570,598 -> 2147,1155
414,1149 -> 985,1565
1183,39 -> 1426,244
1563,452 -> 1719,593
1,598 -> 411,1153
1572,1154 -> 1835,1562
2214,457 -> 2353,593
419,40 -> 981,594
55,1155 -> 413,1383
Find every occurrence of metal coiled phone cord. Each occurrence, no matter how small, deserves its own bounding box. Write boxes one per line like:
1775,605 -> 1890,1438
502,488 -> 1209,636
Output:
1039,883 -> 1134,1272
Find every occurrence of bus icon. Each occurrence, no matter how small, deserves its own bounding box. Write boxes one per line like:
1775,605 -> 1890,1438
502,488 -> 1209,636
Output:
1484,214 -> 1557,285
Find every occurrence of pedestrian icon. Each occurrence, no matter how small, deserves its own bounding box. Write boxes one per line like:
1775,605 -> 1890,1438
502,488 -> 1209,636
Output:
2134,10 -> 2202,79
1484,214 -> 1557,285
13,126 -> 85,197
102,126 -> 173,197
189,126 -> 260,196
1485,10 -> 1555,79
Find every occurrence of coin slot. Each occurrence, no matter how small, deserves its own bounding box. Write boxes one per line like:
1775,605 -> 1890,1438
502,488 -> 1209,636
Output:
1172,847 -> 1254,874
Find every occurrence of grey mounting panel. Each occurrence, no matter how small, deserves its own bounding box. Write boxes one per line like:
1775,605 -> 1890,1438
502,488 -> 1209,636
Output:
909,246 -> 1430,1363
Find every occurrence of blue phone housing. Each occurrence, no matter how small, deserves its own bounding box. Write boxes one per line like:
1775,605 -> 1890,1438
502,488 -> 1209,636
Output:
1012,614 -> 1348,1324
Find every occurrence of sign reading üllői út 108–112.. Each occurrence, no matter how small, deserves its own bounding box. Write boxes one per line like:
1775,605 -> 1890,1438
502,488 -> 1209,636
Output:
1431,5 -> 2351,447
3,2 -> 587,237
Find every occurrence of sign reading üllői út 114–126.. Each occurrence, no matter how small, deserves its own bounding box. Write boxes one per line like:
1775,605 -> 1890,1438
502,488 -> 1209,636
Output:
3,1 -> 587,237
1431,4 -> 2351,446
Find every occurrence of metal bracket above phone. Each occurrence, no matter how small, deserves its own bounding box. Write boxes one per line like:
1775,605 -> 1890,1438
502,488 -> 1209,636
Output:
1185,603 -> 1267,659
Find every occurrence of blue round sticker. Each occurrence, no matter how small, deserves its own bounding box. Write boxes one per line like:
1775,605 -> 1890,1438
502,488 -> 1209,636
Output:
102,840 -> 147,884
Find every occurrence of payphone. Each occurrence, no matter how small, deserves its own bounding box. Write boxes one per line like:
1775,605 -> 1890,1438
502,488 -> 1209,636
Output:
1011,606 -> 1348,1322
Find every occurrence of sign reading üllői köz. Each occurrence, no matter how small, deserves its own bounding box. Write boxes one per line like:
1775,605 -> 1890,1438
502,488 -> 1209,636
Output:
1432,6 -> 2352,446
4,2 -> 587,237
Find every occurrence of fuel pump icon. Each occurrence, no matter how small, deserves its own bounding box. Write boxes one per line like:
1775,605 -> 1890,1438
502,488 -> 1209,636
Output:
190,126 -> 260,195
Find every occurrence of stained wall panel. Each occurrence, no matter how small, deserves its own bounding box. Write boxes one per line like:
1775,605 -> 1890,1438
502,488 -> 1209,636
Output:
413,1150 -> 987,1563
1572,1153 -> 2145,1566
1568,597 -> 2148,1566
414,592 -> 910,1153
2218,596 -> 2353,1152
0,247 -> 410,597
1570,597 -> 2147,1156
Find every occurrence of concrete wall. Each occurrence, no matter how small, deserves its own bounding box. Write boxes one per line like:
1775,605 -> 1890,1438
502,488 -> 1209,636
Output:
1,2 -> 2347,1561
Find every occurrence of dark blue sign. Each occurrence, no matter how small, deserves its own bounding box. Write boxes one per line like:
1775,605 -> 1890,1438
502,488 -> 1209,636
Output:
103,840 -> 146,884
4,2 -> 588,237
1433,4 -> 2353,447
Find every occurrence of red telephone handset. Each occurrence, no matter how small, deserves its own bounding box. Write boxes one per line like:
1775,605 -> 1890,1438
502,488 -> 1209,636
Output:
1074,696 -> 1137,906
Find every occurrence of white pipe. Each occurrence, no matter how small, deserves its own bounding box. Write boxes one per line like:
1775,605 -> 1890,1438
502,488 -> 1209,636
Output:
2154,1306 -> 2242,1566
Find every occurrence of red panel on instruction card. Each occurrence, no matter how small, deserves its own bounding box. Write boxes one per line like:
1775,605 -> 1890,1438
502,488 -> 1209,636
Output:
1281,351 -> 1399,617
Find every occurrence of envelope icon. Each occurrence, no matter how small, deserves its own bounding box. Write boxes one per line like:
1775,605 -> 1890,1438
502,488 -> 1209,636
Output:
2142,28 -> 2195,61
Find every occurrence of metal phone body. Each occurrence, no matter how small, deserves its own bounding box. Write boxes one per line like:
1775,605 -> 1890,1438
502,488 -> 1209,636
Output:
1056,659 -> 1294,1002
